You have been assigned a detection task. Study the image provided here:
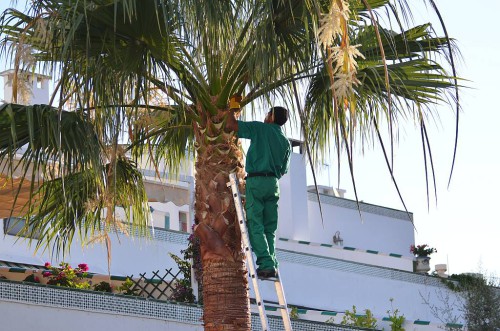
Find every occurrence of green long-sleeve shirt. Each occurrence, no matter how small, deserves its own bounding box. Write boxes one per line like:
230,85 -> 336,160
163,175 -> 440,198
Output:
237,120 -> 291,179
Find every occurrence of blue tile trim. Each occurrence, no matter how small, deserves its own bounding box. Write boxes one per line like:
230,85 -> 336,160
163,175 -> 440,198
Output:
277,237 -> 410,261
414,320 -> 431,325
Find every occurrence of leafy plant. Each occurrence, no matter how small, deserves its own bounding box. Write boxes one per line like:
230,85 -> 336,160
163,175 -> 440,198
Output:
93,281 -> 113,293
442,273 -> 485,292
117,277 -> 139,296
42,262 -> 90,289
447,273 -> 500,329
341,305 -> 378,329
387,298 -> 405,331
289,306 -> 299,319
410,244 -> 437,257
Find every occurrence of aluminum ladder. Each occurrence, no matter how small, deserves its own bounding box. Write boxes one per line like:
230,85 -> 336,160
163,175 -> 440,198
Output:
227,172 -> 293,331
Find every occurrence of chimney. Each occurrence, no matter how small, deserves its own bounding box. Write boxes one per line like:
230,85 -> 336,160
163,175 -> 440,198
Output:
435,264 -> 448,278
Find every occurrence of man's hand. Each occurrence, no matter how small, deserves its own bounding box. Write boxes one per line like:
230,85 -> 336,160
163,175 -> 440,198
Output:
229,94 -> 242,110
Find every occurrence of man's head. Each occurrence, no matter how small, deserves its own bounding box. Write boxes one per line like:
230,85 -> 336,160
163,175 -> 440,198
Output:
265,106 -> 288,126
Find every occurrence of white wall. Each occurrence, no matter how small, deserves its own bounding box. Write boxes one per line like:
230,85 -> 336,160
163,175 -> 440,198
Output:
1,301 -> 203,331
0,219 -> 188,277
278,152 -> 310,242
307,199 -> 415,257
277,142 -> 415,258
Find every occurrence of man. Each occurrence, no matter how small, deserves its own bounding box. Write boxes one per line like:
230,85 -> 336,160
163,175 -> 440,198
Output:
226,100 -> 291,278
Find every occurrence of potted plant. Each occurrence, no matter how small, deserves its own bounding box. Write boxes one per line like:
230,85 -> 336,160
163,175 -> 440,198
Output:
410,244 -> 436,274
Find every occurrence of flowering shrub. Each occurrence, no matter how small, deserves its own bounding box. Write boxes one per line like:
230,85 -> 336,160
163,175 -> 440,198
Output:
410,244 -> 437,257
185,225 -> 202,284
42,262 -> 91,289
168,224 -> 202,304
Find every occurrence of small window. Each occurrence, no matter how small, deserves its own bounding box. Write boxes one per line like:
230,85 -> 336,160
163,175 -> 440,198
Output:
179,212 -> 188,232
3,217 -> 41,239
164,213 -> 170,230
36,77 -> 43,89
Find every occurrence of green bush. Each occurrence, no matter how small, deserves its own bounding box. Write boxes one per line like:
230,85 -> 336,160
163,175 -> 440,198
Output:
93,281 -> 113,293
341,305 -> 378,329
117,277 -> 139,296
387,309 -> 405,330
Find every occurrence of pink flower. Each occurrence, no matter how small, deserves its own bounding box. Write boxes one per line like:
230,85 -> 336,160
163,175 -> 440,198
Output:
42,271 -> 52,277
34,276 -> 40,283
44,262 -> 51,268
78,263 -> 89,272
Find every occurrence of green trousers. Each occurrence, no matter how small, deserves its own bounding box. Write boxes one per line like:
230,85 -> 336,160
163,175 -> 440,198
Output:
245,176 -> 280,270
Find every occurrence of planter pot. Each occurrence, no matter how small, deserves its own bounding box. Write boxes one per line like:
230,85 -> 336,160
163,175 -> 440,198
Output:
415,256 -> 431,274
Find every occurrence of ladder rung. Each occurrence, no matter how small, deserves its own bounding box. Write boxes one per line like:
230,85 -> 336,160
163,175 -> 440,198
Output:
250,300 -> 287,311
257,276 -> 279,281
264,304 -> 288,310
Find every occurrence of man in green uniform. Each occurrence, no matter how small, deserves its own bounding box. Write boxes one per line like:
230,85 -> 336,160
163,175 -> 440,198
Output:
226,105 -> 291,278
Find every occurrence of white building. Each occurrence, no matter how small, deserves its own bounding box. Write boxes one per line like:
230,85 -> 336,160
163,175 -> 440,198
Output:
0,69 -> 51,105
0,72 -> 485,331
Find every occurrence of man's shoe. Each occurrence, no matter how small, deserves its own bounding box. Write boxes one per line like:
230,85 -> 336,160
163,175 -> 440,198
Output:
257,268 -> 277,279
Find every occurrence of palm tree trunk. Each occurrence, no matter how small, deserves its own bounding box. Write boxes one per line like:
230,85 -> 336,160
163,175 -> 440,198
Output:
193,110 -> 250,330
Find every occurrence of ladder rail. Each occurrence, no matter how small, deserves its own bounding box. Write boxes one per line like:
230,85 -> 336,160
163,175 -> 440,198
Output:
228,173 -> 270,331
227,173 -> 293,331
274,270 -> 293,331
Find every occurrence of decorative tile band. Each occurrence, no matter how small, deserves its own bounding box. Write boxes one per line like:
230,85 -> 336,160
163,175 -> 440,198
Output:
308,192 -> 413,222
127,227 -> 190,245
141,169 -> 194,184
0,280 -> 369,331
154,228 -> 190,244
0,279 -> 202,325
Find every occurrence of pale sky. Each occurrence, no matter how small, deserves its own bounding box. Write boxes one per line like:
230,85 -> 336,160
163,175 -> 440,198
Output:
0,0 -> 498,279
315,0 -> 500,279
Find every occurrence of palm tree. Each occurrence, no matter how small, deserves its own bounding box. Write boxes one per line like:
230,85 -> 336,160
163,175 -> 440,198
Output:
0,0 -> 459,330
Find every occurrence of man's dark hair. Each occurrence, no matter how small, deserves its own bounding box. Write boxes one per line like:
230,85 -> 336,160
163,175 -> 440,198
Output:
270,106 -> 288,126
